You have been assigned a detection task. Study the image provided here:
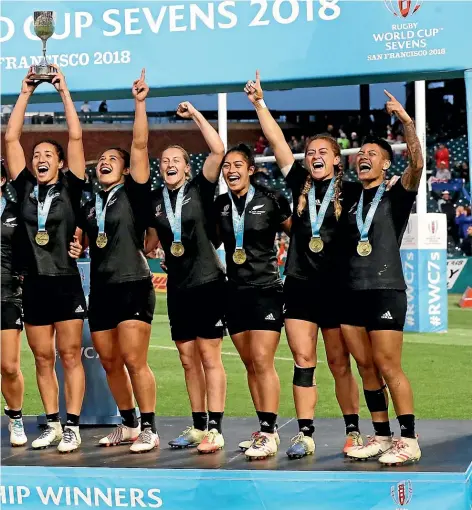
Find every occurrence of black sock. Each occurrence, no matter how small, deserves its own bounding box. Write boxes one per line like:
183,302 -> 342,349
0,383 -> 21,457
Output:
373,421 -> 392,437
5,408 -> 22,420
120,408 -> 139,429
343,414 -> 360,434
259,412 -> 277,434
46,412 -> 60,423
192,412 -> 208,431
256,410 -> 262,421
66,413 -> 80,427
140,412 -> 157,433
208,411 -> 224,434
298,419 -> 315,437
397,414 -> 416,439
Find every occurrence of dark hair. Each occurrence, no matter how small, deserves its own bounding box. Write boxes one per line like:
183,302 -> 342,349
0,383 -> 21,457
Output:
32,139 -> 65,162
222,143 -> 256,170
101,147 -> 130,168
1,159 -> 7,181
298,135 -> 344,219
361,136 -> 394,162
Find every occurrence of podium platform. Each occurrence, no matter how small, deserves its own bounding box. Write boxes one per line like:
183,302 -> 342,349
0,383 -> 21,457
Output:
1,416 -> 471,509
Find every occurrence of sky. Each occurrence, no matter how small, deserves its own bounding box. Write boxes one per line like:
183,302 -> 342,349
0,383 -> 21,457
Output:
23,82 -> 406,113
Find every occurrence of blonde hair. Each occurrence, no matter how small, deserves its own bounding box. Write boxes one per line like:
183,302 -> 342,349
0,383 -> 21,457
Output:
161,145 -> 191,179
297,135 -> 344,220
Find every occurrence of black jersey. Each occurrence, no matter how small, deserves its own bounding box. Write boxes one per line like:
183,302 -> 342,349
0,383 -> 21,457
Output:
1,191 -> 21,301
215,187 -> 291,289
12,168 -> 84,276
79,178 -> 151,285
341,180 -> 416,291
284,161 -> 347,285
149,173 -> 224,290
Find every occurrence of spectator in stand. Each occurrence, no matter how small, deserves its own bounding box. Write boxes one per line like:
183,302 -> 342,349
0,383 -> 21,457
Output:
289,136 -> 299,153
254,135 -> 267,155
98,100 -> 108,113
80,101 -> 91,124
461,225 -> 472,256
455,206 -> 472,240
327,124 -> 336,138
337,132 -> 350,169
435,161 -> 451,181
435,143 -> 450,169
349,141 -> 359,170
437,191 -> 459,244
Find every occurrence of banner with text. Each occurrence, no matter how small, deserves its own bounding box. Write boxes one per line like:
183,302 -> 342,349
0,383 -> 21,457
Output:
1,0 -> 472,101
400,213 -> 448,333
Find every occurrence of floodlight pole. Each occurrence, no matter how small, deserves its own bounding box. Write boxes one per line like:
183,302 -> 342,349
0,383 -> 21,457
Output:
415,80 -> 427,215
218,92 -> 228,194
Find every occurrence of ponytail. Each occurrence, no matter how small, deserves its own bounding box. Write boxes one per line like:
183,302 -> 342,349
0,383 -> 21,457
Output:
333,160 -> 344,220
297,174 -> 312,217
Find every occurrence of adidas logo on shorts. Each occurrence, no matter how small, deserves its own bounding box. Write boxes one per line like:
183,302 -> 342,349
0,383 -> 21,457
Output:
15,318 -> 21,325
265,313 -> 276,321
380,311 -> 393,320
215,320 -> 223,327
75,305 -> 84,313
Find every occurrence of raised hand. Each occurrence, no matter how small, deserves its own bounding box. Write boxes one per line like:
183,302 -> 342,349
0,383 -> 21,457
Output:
132,68 -> 149,102
50,65 -> 69,93
244,70 -> 263,104
385,90 -> 412,124
21,68 -> 40,95
176,101 -> 197,119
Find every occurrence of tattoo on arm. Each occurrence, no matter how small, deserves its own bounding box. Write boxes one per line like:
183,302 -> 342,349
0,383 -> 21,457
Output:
401,121 -> 424,191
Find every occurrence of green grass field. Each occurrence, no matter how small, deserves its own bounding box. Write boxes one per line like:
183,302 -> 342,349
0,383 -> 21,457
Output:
12,294 -> 472,420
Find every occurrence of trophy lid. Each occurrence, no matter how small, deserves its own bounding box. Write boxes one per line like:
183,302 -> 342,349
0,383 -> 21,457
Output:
33,11 -> 56,40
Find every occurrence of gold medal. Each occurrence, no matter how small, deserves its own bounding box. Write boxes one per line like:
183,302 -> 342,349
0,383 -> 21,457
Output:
309,237 -> 324,253
357,240 -> 372,257
170,241 -> 185,257
35,231 -> 49,246
96,233 -> 108,249
233,248 -> 247,265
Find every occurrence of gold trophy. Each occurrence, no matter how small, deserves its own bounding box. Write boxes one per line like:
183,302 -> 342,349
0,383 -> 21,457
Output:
30,11 -> 56,81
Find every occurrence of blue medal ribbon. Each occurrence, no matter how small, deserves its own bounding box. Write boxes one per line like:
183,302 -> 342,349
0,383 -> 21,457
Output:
356,182 -> 386,242
163,186 -> 185,243
228,185 -> 255,250
95,184 -> 124,235
308,177 -> 336,238
34,185 -> 57,232
1,196 -> 6,217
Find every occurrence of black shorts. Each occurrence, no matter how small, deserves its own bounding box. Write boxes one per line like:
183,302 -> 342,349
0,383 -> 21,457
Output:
22,275 -> 86,326
88,278 -> 156,333
1,301 -> 23,331
226,285 -> 284,336
341,289 -> 407,332
283,276 -> 340,329
167,279 -> 225,342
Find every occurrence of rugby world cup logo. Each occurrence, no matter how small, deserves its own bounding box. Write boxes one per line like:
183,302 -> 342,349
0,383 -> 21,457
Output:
428,220 -> 438,234
384,0 -> 423,17
391,480 -> 413,508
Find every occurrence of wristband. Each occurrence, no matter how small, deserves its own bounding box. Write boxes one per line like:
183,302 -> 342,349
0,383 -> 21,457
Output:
255,99 -> 267,111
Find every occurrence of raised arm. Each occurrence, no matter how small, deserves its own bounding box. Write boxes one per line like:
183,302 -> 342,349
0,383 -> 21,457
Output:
384,90 -> 424,191
245,71 -> 294,176
4,69 -> 39,179
50,66 -> 85,180
176,102 -> 225,183
130,69 -> 150,184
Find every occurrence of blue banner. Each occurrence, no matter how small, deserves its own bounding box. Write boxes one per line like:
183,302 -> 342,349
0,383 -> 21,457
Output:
1,465 -> 471,509
1,1 -> 472,101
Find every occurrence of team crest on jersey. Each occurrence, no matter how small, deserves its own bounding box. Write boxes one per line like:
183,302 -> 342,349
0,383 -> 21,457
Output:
250,204 -> 266,215
108,196 -> 118,207
2,217 -> 17,228
183,197 -> 192,206
155,204 -> 162,217
87,207 -> 96,220
221,204 -> 230,217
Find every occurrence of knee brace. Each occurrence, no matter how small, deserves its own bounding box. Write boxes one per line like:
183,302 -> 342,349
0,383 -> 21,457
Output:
364,385 -> 388,413
293,365 -> 316,388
